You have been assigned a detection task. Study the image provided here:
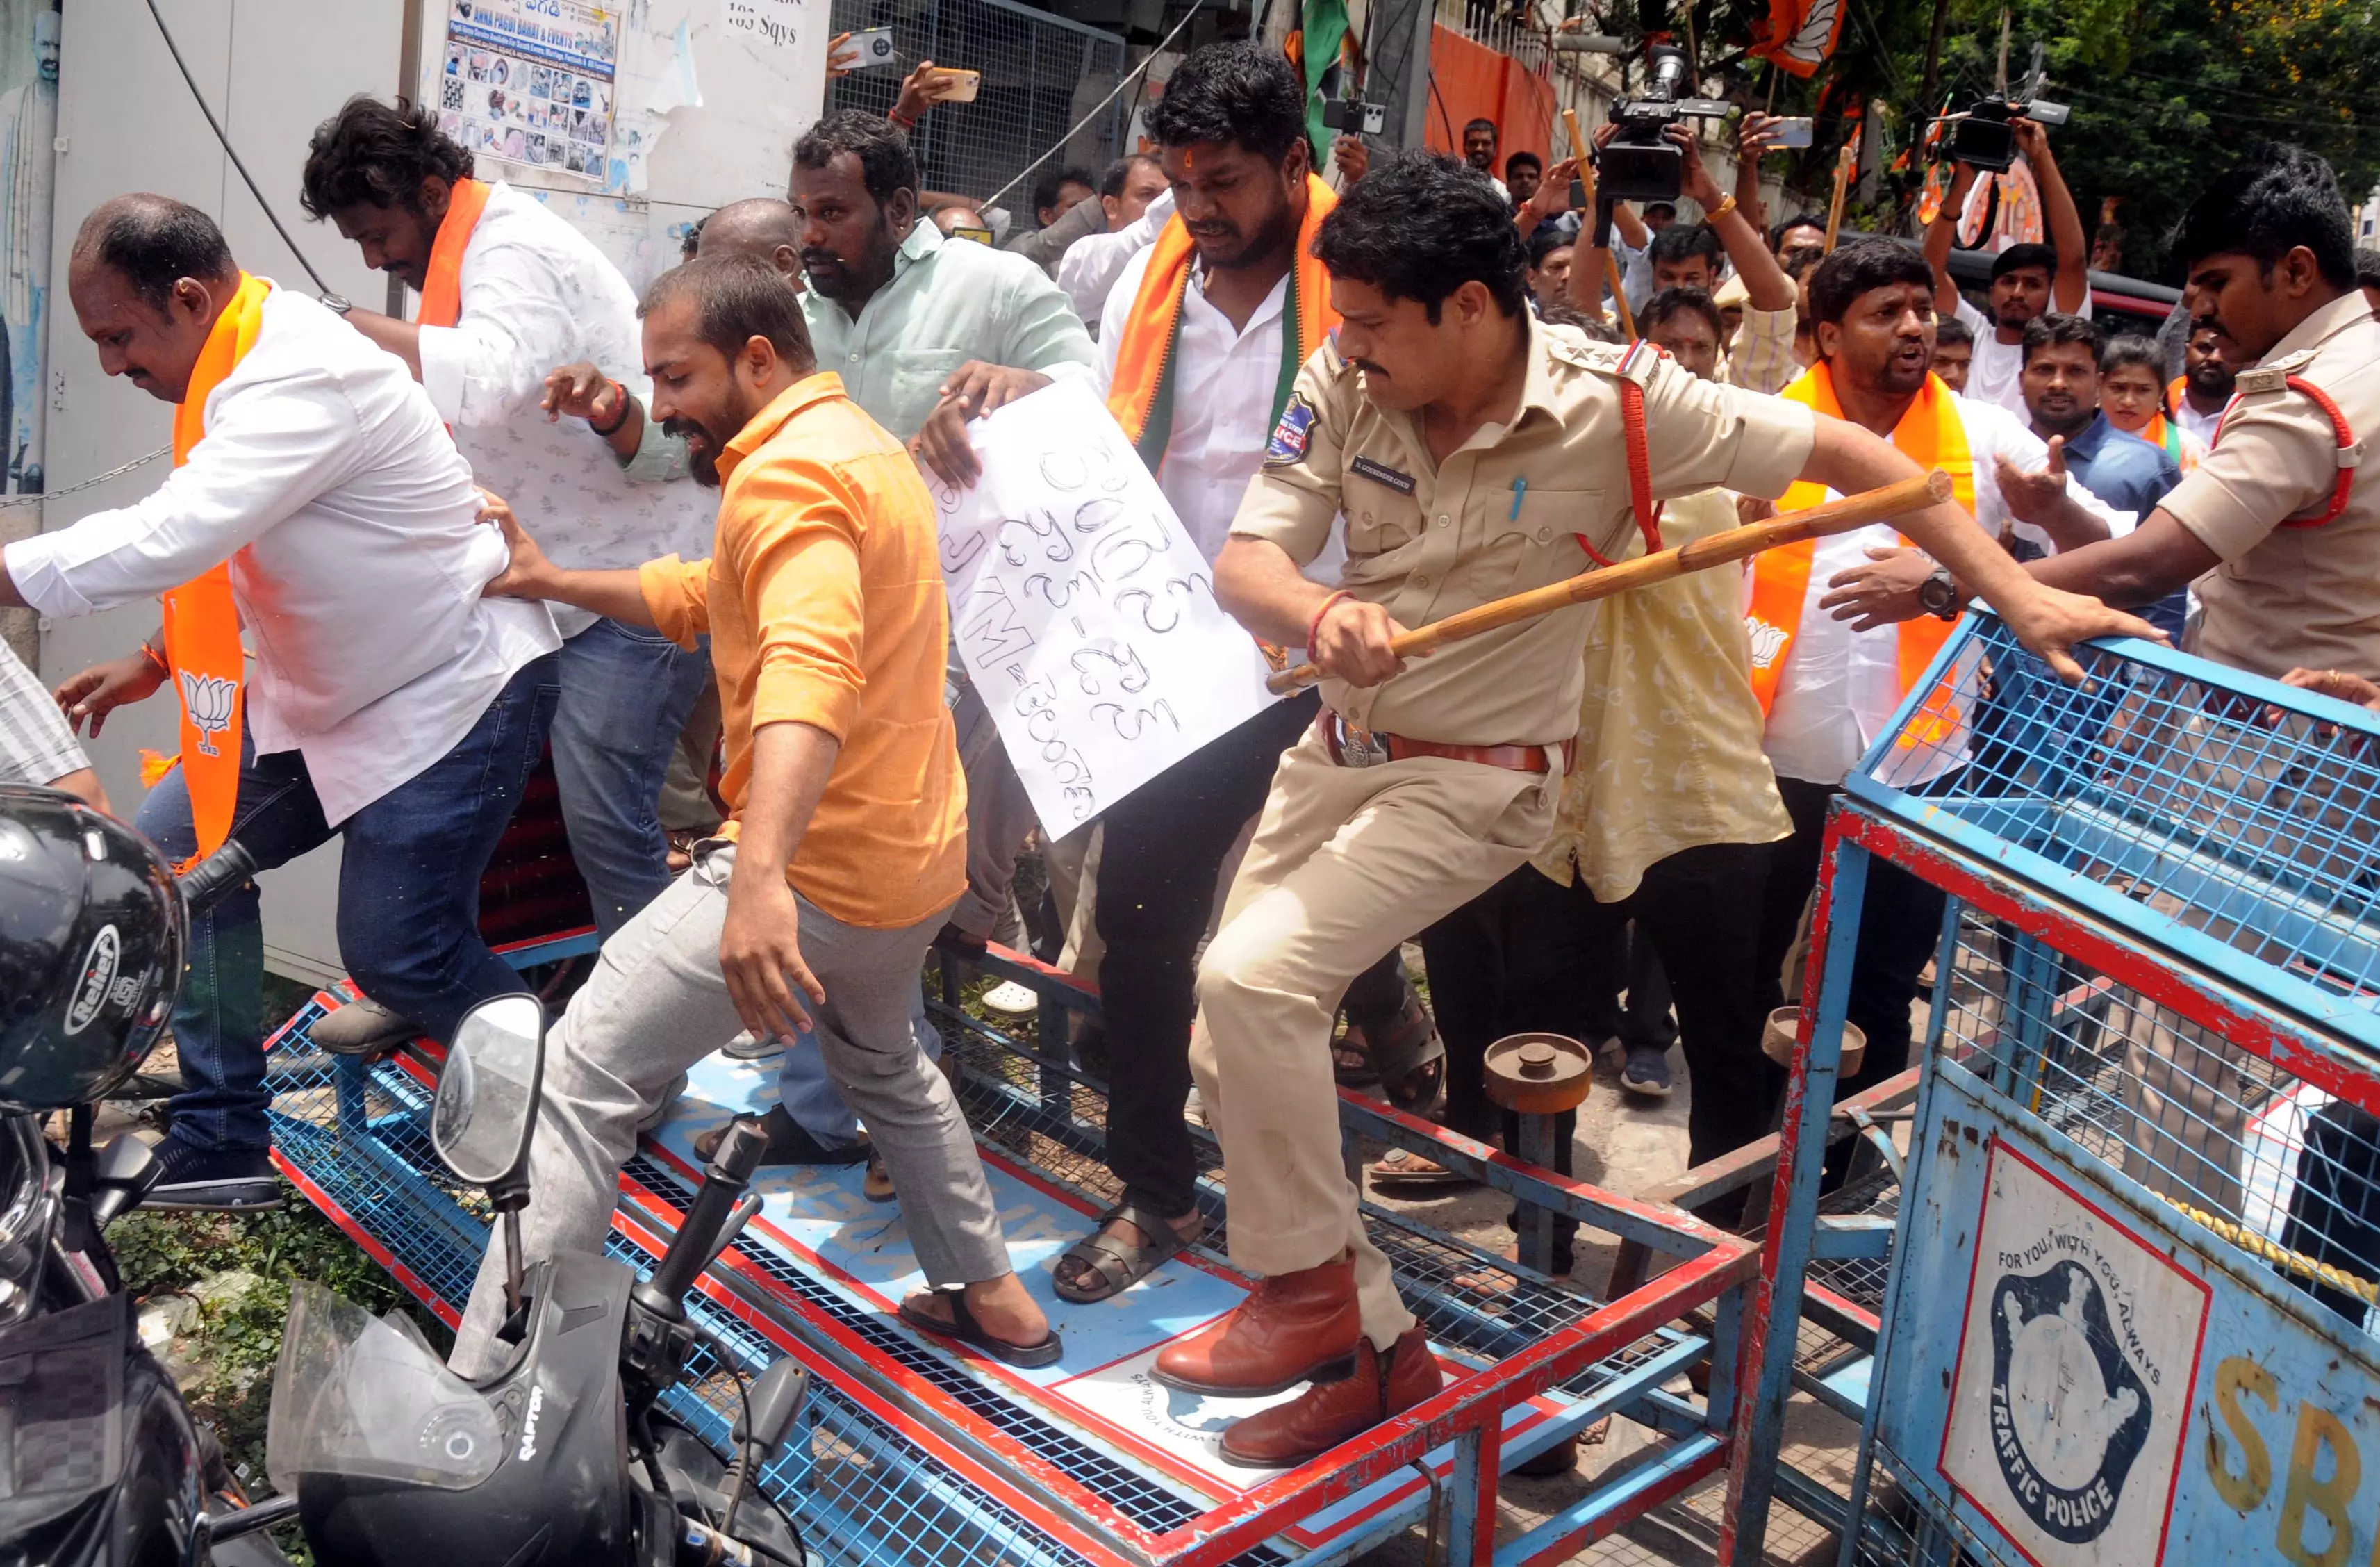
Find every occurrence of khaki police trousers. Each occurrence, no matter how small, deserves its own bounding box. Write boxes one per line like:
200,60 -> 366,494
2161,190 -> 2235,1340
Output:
1188,726 -> 1560,1347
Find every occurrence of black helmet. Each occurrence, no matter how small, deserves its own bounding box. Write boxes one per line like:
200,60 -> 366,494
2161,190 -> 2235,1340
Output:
0,785 -> 184,1110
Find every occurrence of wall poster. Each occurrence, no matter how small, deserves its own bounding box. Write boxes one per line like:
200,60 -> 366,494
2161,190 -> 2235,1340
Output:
438,0 -> 617,183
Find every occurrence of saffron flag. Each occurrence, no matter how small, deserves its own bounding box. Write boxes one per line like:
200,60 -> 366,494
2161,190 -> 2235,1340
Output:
1749,0 -> 1846,79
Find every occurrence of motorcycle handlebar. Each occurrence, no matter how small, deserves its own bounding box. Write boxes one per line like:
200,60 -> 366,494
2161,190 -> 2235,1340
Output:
175,840 -> 258,921
644,1118 -> 766,1311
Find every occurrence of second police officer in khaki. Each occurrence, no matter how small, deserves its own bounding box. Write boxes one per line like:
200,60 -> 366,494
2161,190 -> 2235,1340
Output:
1145,152 -> 2158,1466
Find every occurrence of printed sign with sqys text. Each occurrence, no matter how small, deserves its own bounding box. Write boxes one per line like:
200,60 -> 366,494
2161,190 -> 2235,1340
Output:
929,379 -> 1282,830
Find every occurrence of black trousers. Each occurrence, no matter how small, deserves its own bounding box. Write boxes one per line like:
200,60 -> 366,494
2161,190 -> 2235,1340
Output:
1420,841 -> 1778,1181
1758,778 -> 1947,1145
1094,691 -> 1401,1218
1581,919 -> 1677,1055
2282,1102 -> 2380,1327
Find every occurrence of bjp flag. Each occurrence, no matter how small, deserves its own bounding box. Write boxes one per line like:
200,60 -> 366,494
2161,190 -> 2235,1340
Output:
1749,0 -> 1846,79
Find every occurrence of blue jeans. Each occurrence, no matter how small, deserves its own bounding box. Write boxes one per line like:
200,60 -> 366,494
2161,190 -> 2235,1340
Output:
775,986 -> 943,1146
138,654 -> 561,1151
552,618 -> 712,940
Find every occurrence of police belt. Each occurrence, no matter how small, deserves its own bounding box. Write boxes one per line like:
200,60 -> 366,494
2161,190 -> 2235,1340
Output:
1318,710 -> 1573,775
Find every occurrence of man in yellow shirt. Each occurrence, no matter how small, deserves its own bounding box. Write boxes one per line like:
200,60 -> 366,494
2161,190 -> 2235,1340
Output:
451,253 -> 1057,1374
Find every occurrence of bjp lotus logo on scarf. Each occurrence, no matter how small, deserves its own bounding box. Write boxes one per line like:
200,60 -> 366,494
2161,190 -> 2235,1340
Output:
178,671 -> 238,756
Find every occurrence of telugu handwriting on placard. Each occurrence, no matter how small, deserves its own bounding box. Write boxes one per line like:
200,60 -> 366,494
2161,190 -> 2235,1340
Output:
930,380 -> 1280,828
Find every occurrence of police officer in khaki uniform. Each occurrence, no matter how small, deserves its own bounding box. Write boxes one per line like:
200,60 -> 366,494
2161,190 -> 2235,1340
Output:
1144,152 -> 2158,1468
1833,142 -> 2380,1314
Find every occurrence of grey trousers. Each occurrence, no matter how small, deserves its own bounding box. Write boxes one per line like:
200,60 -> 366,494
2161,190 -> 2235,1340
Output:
451,842 -> 1001,1377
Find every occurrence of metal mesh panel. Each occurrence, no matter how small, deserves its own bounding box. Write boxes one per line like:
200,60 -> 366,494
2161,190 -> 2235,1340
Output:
824,0 -> 1127,206
925,990 -> 1691,1406
1844,1445 -> 2003,1567
1932,900 -> 2380,1333
1865,616 -> 2380,1015
1853,616 -> 2380,1330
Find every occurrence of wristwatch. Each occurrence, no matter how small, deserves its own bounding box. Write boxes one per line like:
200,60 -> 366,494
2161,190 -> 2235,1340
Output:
1917,565 -> 1965,622
318,292 -> 354,316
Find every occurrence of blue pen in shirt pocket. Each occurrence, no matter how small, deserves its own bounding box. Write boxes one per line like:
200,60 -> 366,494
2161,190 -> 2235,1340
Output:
1509,477 -> 1528,520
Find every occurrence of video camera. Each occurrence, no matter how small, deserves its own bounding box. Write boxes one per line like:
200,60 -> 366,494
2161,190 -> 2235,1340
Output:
1944,92 -> 2070,172
1597,44 -> 1731,205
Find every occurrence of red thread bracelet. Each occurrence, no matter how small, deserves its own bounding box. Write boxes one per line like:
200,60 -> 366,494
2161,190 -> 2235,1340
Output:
1307,589 -> 1354,652
589,380 -> 632,437
140,643 -> 170,678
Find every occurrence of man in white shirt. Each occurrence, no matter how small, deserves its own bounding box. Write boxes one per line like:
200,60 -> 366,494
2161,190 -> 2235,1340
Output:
13,196 -> 560,1208
1923,116 -> 2092,417
297,97 -> 713,971
1750,239 -> 2115,1142
1046,42 -> 1416,1306
1057,153 -> 1173,329
1462,118 -> 1509,200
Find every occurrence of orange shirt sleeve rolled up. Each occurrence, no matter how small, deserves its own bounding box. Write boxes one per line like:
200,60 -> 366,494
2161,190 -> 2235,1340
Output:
638,553 -> 713,650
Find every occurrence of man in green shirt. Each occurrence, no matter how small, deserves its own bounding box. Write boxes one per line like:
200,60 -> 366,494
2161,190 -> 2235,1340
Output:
792,111 -> 1097,477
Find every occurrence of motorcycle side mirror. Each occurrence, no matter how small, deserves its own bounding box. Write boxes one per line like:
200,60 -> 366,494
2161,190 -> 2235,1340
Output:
431,993 -> 546,1197
724,1355 -> 811,1538
434,994 -> 547,1331
736,1356 -> 811,1455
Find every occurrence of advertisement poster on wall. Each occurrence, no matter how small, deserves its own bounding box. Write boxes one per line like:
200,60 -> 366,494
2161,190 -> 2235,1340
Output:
0,0 -> 56,496
437,0 -> 617,185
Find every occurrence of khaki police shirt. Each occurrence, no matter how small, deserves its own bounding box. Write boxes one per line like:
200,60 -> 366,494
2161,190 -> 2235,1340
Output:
1232,317 -> 1817,746
2162,290 -> 2380,680
1533,487 -> 1793,901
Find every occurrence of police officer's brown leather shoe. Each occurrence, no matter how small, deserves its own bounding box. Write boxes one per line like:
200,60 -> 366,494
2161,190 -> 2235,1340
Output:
1150,1254 -> 1360,1396
1219,1327 -> 1443,1469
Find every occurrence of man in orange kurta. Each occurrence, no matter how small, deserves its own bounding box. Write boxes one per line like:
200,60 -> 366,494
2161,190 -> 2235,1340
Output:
451,253 -> 1058,1376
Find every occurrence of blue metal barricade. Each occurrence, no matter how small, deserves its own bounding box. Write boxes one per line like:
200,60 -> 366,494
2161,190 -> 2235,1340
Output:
269,935 -> 1762,1566
1728,615 -> 2380,1567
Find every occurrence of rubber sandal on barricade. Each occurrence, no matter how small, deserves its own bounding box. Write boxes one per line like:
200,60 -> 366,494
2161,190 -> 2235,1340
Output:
899,1290 -> 1064,1368
1364,1147 -> 1478,1193
1052,1201 -> 1205,1304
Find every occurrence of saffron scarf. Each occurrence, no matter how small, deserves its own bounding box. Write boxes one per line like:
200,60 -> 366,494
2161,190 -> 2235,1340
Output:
158,272 -> 272,865
1107,173 -> 1339,473
417,177 -> 493,329
1746,363 -> 1974,747
2138,410 -> 2191,470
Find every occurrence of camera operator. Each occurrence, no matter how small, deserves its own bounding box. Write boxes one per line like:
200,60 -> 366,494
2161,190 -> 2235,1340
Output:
1923,115 -> 2090,416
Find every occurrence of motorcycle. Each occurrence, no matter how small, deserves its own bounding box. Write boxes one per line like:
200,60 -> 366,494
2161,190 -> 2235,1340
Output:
0,826 -> 292,1567
0,787 -> 811,1567
263,992 -> 813,1567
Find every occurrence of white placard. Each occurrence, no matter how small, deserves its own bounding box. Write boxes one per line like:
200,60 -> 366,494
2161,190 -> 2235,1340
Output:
930,379 -> 1282,830
1939,1139 -> 2210,1567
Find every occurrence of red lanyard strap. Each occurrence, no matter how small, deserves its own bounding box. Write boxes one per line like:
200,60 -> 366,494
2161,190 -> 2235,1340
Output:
1576,345 -> 1667,568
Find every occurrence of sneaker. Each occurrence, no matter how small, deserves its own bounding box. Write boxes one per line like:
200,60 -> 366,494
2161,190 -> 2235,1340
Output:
693,1106 -> 869,1167
144,1137 -> 281,1211
722,1031 -> 782,1062
1619,1043 -> 1674,1099
311,996 -> 420,1058
980,981 -> 1039,1017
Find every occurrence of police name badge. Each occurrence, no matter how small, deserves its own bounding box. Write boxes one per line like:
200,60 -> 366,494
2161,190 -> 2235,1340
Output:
1939,1139 -> 2210,1567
